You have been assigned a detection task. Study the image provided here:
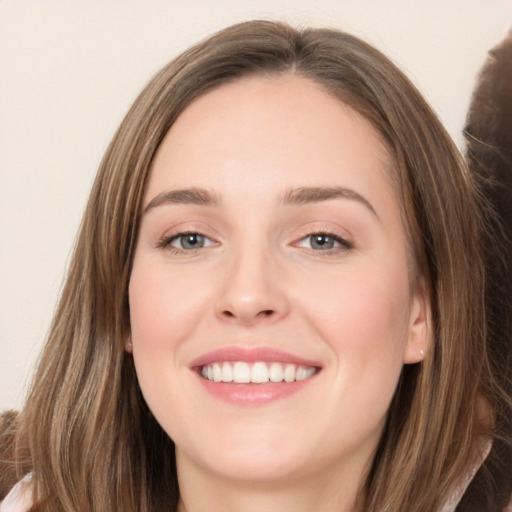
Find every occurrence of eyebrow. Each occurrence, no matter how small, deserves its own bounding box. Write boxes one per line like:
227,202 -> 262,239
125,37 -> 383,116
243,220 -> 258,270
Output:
143,185 -> 377,217
144,187 -> 221,213
281,186 -> 377,217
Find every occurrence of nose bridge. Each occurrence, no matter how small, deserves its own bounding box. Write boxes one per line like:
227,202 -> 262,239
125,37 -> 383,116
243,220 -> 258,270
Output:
215,235 -> 289,325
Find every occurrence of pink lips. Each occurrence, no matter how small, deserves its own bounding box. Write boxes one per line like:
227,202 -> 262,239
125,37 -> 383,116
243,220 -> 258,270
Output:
190,346 -> 321,368
190,347 -> 321,406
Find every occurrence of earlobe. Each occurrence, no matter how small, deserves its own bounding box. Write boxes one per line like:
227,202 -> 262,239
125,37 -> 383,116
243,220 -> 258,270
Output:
403,281 -> 431,364
124,335 -> 133,353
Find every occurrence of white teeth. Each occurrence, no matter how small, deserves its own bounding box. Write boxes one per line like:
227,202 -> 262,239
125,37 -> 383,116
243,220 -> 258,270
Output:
296,366 -> 316,381
269,362 -> 284,382
221,362 -> 233,382
200,361 -> 317,384
283,364 -> 295,383
233,362 -> 251,383
212,363 -> 222,382
251,362 -> 269,383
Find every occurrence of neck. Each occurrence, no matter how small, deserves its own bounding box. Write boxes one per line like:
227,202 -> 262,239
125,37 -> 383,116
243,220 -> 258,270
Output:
176,454 -> 367,512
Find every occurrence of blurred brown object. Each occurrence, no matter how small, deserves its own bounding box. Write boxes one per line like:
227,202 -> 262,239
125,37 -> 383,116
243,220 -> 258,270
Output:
0,410 -> 20,500
459,28 -> 512,512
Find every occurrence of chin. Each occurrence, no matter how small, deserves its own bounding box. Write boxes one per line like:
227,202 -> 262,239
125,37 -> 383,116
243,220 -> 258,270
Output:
191,450 -> 311,484
175,424 -> 319,483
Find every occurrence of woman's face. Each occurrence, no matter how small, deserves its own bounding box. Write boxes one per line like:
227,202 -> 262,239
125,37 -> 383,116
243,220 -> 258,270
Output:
128,74 -> 428,486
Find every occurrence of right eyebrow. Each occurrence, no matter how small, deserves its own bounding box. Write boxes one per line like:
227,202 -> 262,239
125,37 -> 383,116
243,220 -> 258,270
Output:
143,187 -> 221,213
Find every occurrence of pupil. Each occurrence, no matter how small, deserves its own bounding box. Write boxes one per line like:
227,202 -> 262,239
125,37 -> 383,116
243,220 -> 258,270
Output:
312,235 -> 334,249
183,234 -> 203,248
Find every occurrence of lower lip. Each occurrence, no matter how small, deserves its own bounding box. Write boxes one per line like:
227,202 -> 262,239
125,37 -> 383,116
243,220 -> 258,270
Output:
195,373 -> 318,405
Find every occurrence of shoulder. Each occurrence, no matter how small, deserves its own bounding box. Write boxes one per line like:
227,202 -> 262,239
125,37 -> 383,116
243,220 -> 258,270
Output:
0,474 -> 33,512
442,438 -> 512,512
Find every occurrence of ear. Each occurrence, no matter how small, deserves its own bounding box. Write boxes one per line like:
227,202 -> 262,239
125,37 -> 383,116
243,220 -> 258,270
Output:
124,334 -> 133,353
403,279 -> 431,364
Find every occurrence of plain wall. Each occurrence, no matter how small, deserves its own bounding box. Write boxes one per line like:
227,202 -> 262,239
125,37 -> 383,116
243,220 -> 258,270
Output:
1,0 -> 511,409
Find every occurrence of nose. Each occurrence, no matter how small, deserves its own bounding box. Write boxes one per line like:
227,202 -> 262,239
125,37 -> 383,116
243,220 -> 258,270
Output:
215,246 -> 290,326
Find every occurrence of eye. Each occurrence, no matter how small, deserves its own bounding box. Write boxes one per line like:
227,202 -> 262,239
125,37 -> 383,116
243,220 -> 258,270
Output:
160,232 -> 216,251
295,233 -> 352,251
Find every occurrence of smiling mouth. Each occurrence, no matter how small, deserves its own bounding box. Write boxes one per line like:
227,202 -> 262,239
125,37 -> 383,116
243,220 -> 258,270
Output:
200,361 -> 318,384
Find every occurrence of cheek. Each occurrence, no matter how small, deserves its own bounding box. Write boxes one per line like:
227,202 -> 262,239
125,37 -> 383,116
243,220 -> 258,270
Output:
128,262 -> 211,438
128,261 -> 211,351
310,265 -> 410,431
299,261 -> 411,370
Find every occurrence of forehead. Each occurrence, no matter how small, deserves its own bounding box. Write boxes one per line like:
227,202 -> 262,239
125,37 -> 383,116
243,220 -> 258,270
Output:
147,74 -> 393,204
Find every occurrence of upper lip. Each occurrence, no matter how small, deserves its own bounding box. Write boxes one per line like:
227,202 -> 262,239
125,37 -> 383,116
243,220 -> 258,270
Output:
189,346 -> 322,369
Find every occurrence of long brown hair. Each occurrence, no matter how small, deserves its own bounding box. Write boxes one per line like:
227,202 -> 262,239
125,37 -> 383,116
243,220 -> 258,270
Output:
2,20 -> 505,511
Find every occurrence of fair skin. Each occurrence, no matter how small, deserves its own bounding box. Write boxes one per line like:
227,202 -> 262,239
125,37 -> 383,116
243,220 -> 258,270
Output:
128,74 -> 429,512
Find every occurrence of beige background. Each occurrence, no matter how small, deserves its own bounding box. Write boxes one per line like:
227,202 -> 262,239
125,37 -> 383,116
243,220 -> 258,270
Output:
1,0 -> 511,409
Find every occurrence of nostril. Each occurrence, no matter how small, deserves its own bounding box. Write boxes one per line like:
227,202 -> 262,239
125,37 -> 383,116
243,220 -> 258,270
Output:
221,309 -> 275,320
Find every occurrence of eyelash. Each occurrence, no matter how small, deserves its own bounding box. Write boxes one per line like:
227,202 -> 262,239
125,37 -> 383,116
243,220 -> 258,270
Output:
158,232 -> 216,253
293,231 -> 353,254
157,230 -> 353,255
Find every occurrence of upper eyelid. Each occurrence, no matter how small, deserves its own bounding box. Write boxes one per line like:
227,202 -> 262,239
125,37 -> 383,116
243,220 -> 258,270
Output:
154,224 -> 215,250
156,221 -> 220,241
294,232 -> 353,249
160,231 -> 216,246
291,224 -> 353,243
154,222 -> 353,248
158,231 -> 352,254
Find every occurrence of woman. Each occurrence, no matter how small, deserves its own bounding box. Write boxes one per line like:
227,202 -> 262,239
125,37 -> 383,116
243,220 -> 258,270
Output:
1,20 -> 510,511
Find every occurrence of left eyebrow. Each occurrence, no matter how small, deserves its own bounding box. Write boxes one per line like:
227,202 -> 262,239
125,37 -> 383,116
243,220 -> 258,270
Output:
281,186 -> 378,218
